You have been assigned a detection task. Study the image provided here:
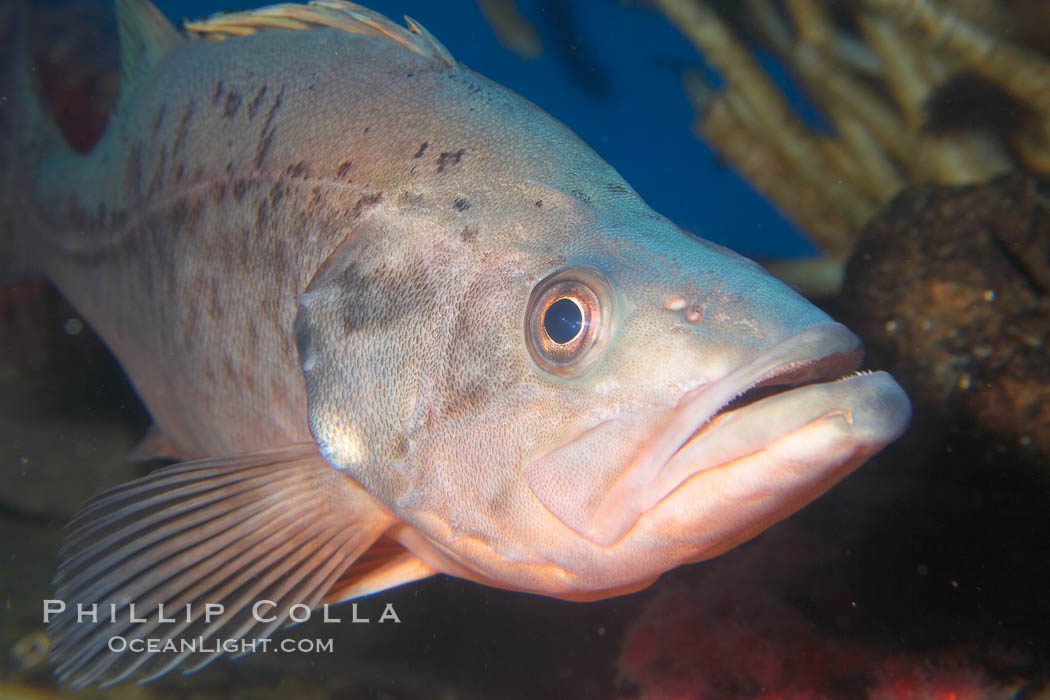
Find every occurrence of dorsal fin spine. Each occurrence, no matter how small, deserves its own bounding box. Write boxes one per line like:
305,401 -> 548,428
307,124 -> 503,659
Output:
184,1 -> 455,68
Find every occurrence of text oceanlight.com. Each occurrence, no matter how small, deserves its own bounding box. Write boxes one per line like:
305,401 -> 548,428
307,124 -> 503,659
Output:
107,636 -> 334,654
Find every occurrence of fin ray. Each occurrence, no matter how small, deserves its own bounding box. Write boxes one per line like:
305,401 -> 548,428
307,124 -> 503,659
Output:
184,0 -> 454,67
49,444 -> 395,687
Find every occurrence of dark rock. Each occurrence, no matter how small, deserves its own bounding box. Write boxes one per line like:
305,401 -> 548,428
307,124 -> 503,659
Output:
840,172 -> 1050,463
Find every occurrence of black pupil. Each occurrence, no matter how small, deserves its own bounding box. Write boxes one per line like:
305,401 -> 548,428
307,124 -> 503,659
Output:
544,297 -> 584,344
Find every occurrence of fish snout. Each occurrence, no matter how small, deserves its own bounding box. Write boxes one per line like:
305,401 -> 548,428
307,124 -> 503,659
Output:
527,322 -> 910,568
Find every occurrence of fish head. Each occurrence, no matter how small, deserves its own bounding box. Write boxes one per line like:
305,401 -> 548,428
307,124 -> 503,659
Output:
294,181 -> 910,599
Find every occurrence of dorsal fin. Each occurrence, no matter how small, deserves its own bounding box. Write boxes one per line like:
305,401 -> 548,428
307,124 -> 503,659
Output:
183,0 -> 455,68
115,0 -> 183,83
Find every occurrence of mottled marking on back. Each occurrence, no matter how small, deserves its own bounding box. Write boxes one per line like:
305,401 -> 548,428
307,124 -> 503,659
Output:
247,85 -> 268,120
223,89 -> 242,119
173,100 -> 196,155
336,160 -> 352,179
268,181 -> 285,209
254,84 -> 285,170
286,161 -> 309,179
255,194 -> 270,230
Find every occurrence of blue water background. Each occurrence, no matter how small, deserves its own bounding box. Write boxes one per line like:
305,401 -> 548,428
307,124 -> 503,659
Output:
156,0 -> 820,259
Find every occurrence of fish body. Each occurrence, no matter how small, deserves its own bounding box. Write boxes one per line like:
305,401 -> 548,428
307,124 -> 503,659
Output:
3,0 -> 910,686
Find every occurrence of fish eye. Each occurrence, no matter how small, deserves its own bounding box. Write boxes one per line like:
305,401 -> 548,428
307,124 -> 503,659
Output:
526,266 -> 613,377
544,298 -> 583,344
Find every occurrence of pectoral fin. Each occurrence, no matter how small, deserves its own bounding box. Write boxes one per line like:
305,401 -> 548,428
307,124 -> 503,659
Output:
49,444 -> 399,688
323,534 -> 435,604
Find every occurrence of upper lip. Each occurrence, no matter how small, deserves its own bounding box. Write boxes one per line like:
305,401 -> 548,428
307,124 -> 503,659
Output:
584,322 -> 863,546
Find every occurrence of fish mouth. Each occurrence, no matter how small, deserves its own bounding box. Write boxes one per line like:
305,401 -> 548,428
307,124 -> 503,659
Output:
584,322 -> 909,546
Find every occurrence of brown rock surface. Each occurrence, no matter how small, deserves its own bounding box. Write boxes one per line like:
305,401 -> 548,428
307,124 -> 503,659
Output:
840,173 -> 1050,462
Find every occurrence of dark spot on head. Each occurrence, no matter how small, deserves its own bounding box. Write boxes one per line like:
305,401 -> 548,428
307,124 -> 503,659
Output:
436,149 -> 465,174
247,84 -> 268,120
223,89 -> 242,118
287,161 -> 309,179
413,142 -> 428,159
534,200 -> 543,208
406,72 -> 414,79
607,181 -> 630,194
569,188 -> 592,205
232,178 -> 249,202
452,197 -> 470,212
440,288 -> 506,416
336,160 -> 352,179
334,257 -> 435,334
213,80 -> 224,103
459,225 -> 478,243
363,126 -> 370,134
